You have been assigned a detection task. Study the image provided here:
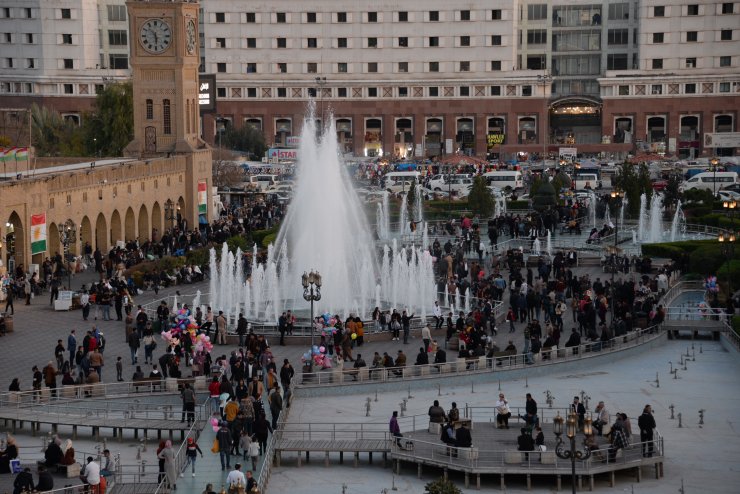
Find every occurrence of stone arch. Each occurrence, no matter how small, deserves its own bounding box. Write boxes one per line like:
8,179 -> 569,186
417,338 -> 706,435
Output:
124,207 -> 135,241
151,202 -> 162,241
48,223 -> 61,258
110,210 -> 122,247
95,213 -> 107,251
138,204 -> 149,242
5,211 -> 25,272
80,216 -> 92,254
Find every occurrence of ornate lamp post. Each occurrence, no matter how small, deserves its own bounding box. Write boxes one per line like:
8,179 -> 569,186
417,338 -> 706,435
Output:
59,219 -> 77,289
554,412 -> 593,494
302,270 -> 322,369
718,232 -> 736,302
609,190 -> 624,325
711,157 -> 719,197
537,71 -> 553,164
164,199 -> 180,230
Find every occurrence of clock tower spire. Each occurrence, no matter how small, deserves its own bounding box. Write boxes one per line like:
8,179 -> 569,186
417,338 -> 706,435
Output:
125,0 -> 203,157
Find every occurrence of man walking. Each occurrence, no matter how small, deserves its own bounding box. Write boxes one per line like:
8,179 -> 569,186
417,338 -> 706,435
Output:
67,330 -> 77,366
401,310 -> 414,344
216,421 -> 233,471
638,404 -> 656,457
236,313 -> 248,348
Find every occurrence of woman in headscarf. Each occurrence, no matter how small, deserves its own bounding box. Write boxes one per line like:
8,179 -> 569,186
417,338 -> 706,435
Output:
157,440 -> 177,490
156,440 -> 166,483
0,435 -> 19,473
61,439 -> 75,465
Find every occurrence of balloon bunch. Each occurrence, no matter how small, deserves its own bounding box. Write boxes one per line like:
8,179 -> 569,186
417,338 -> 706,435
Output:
171,307 -> 198,337
705,276 -> 719,294
301,345 -> 333,369
160,306 -> 214,354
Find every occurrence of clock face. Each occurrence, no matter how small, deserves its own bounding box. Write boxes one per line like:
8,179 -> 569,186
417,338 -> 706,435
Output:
186,19 -> 197,55
140,19 -> 172,54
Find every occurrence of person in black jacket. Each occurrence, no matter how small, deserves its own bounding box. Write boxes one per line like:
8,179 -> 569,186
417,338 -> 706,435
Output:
13,467 -> 35,494
36,465 -> 54,492
44,440 -> 63,467
415,347 -> 429,366
638,404 -> 656,457
455,423 -> 472,448
570,396 -> 586,430
517,428 -> 535,460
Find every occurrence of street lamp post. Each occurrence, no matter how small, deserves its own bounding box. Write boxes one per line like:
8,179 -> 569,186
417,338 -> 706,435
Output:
302,270 -> 322,370
609,190 -> 624,325
315,77 -> 327,125
59,219 -> 77,290
537,72 -> 553,165
554,412 -> 593,494
718,232 -> 736,303
711,157 -> 719,197
164,199 -> 180,230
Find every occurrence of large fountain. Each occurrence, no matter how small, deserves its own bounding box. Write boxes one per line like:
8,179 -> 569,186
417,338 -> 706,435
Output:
208,112 -> 436,323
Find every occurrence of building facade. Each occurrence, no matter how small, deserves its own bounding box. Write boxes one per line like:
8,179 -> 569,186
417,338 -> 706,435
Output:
0,0 -> 738,159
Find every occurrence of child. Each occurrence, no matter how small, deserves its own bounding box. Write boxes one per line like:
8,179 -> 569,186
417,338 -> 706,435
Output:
239,430 -> 251,461
116,356 -> 123,382
247,435 -> 260,471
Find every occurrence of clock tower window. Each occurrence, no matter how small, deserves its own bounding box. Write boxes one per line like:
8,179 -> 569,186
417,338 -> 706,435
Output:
163,99 -> 171,135
146,99 -> 153,120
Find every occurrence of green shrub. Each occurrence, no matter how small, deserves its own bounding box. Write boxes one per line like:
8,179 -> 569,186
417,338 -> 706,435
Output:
425,478 -> 462,494
226,234 -> 251,253
158,255 -> 186,271
251,225 -> 280,246
185,247 -> 210,267
262,233 -> 278,248
507,200 -> 530,210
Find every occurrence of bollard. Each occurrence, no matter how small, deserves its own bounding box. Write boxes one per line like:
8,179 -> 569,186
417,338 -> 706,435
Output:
678,354 -> 684,366
682,358 -> 688,371
498,380 -> 501,391
691,348 -> 696,361
375,391 -> 378,402
685,347 -> 691,357
700,344 -> 703,354
399,404 -> 404,417
669,404 -> 675,419
401,399 -> 408,412
668,361 -> 673,373
677,412 -> 682,428
655,372 -> 660,388
698,409 -> 705,426
471,381 -> 475,394
672,369 -> 679,379
525,377 -> 528,388
365,397 -> 371,417
408,386 -> 413,399
437,384 -> 441,396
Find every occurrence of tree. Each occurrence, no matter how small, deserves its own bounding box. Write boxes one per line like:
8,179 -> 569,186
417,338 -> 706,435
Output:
83,81 -> 133,156
220,124 -> 267,159
30,104 -> 85,156
531,178 -> 557,212
661,174 -> 682,211
213,160 -> 246,189
406,178 -> 418,221
425,478 -> 462,494
613,163 -> 653,218
467,176 -> 495,217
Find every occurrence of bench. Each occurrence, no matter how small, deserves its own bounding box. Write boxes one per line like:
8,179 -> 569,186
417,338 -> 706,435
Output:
132,377 -> 163,391
36,461 -> 81,478
453,418 -> 472,430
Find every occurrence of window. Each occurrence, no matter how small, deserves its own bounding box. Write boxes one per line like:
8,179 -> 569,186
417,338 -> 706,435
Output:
216,87 -> 226,98
685,83 -> 696,94
526,55 -> 545,70
276,12 -> 286,23
277,38 -> 286,48
399,12 -> 408,22
64,84 -> 73,94
368,62 -> 378,73
2,8 -> 9,19
687,5 -> 699,16
652,32 -> 664,43
368,87 -> 378,97
429,87 -> 439,97
429,36 -> 439,47
651,85 -> 662,94
338,38 -> 347,48
307,62 -> 317,73
338,62 -> 347,73
686,57 -> 696,68
368,37 -> 378,48
527,30 -> 546,44
26,58 -> 34,68
277,87 -> 287,97
108,30 -> 127,46
243,37 -> 254,48
430,11 -> 439,22
109,54 -> 128,69
244,62 -> 256,73
217,62 -> 226,72
398,87 -> 408,97
720,82 -> 730,92
607,53 -> 628,70
25,8 -> 32,18
338,87 -> 348,97
307,38 -> 317,48
460,10 -> 470,21
307,12 -> 316,23
246,13 -> 256,23
721,30 -> 733,41
686,31 -> 698,42
146,99 -> 153,119
398,61 -> 408,72
652,58 -> 663,69
216,38 -> 226,48
491,60 -> 502,71
720,56 -> 731,67
6,58 -> 13,68
491,85 -> 501,96
491,35 -> 502,46
337,12 -> 347,23
107,5 -> 126,21
492,10 -> 503,20
307,88 -> 317,97
368,12 -> 378,22
459,61 -> 470,71
722,3 -> 734,14
608,3 -> 630,20
399,37 -> 408,47
460,86 -> 470,97
61,8 -> 71,19
528,4 -> 547,20
163,99 -> 171,134
4,33 -> 11,43
608,29 -> 628,45
429,61 -> 439,72
653,6 -> 665,17
215,12 -> 225,23
277,63 -> 287,73
25,33 -> 33,43
522,85 -> 533,96
247,87 -> 256,97
618,85 -> 629,95
63,58 -> 73,69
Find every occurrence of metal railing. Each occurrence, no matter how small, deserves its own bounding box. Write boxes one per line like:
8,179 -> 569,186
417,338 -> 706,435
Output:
659,280 -> 704,308
295,324 -> 663,388
256,389 -> 294,494
722,321 -> 740,352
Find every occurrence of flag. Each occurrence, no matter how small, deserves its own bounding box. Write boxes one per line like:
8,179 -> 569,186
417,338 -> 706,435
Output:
30,213 -> 47,255
14,148 -> 28,161
2,148 -> 18,162
198,180 -> 207,214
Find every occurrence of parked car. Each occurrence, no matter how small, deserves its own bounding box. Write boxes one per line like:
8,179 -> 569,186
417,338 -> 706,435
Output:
651,180 -> 668,191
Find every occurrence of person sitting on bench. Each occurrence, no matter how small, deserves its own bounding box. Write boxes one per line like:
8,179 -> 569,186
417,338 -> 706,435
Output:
43,437 -> 63,467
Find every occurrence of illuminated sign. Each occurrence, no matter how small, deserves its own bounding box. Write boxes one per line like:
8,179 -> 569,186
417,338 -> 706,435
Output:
487,134 -> 505,146
267,148 -> 298,160
198,74 -> 216,113
286,136 -> 301,147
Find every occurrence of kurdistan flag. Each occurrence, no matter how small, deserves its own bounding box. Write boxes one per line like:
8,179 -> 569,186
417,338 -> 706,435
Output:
1,148 -> 18,162
31,213 -> 47,255
15,148 -> 28,160
197,180 -> 207,214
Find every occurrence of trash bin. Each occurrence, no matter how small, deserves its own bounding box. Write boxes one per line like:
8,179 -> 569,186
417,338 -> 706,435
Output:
3,314 -> 13,332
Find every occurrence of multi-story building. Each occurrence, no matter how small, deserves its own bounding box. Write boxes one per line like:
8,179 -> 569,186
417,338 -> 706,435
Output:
0,0 -> 738,159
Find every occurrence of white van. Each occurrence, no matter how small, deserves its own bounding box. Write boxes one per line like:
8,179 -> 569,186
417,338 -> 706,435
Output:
426,174 -> 474,195
679,171 -> 738,193
482,171 -> 524,191
383,171 -> 421,194
574,173 -> 600,190
246,174 -> 278,191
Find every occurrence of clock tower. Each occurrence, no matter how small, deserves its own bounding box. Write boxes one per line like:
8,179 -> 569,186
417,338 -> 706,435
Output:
125,0 -> 203,156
